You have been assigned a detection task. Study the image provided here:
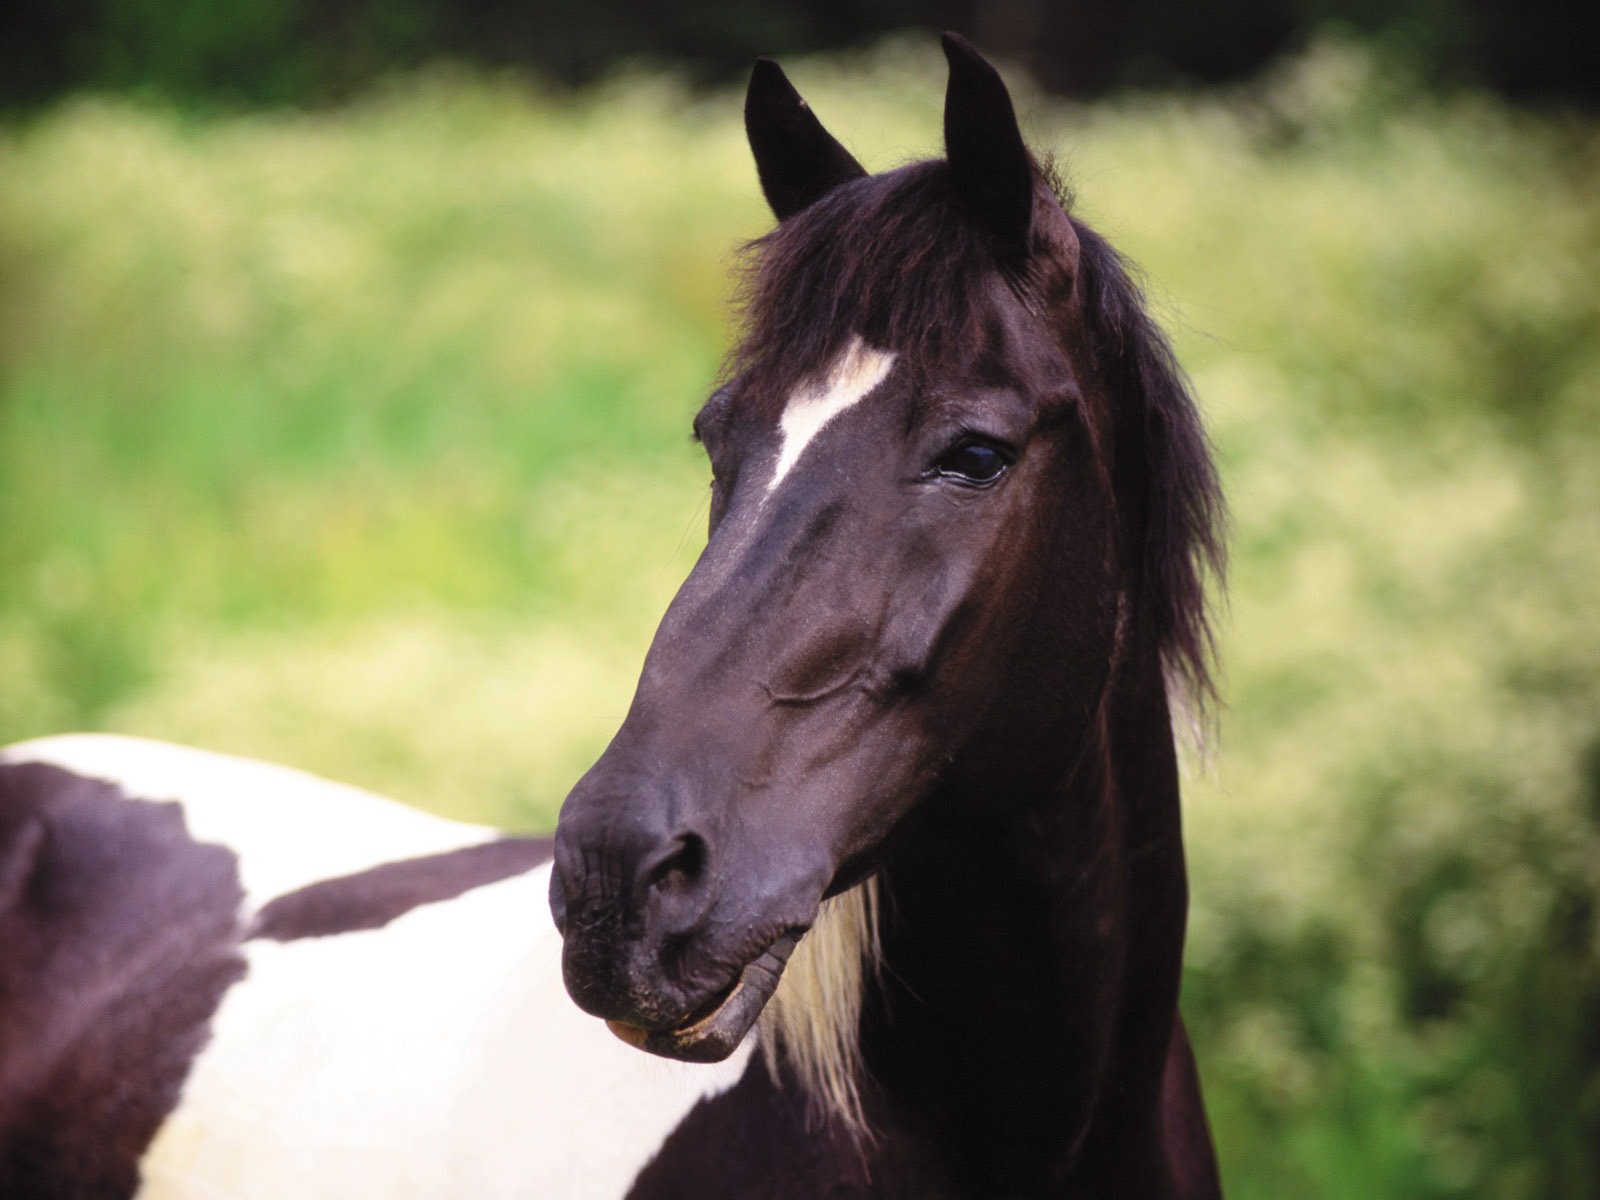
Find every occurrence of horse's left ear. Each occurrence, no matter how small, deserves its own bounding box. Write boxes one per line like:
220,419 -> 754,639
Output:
745,58 -> 867,221
942,33 -> 1035,259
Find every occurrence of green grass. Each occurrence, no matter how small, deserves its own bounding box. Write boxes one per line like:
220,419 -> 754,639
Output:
2,39 -> 1597,1198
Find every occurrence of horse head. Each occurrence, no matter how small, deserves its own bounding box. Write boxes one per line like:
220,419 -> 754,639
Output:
552,36 -> 1153,1068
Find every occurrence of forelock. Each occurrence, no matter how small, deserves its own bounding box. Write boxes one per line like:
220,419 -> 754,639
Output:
729,161 -> 998,394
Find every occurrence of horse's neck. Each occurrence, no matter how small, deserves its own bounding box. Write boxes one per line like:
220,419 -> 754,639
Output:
862,654 -> 1192,1196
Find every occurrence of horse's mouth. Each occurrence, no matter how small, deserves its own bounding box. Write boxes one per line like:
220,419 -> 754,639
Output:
605,930 -> 803,1063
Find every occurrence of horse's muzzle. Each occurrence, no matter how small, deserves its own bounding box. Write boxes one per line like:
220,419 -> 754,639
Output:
605,929 -> 801,1062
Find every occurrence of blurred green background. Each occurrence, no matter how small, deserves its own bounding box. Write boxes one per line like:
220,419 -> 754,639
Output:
2,5 -> 1598,1198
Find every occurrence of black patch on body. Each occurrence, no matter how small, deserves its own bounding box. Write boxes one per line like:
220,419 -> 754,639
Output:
0,762 -> 246,1200
250,836 -> 552,941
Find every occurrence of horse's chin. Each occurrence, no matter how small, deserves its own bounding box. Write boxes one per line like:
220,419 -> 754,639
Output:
606,930 -> 802,1063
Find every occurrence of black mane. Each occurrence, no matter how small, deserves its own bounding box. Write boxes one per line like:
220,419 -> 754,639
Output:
730,159 -> 1226,710
1071,217 -> 1227,711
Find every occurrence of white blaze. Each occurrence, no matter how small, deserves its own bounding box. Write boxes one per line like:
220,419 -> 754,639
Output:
767,335 -> 897,493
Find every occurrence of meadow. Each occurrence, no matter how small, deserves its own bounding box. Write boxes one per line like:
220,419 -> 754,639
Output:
2,39 -> 1596,1198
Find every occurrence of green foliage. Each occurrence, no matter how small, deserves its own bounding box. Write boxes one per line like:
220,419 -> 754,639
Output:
0,71 -> 760,817
1,41 -> 1596,1197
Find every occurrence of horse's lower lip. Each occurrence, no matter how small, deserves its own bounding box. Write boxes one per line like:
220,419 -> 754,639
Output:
605,930 -> 803,1063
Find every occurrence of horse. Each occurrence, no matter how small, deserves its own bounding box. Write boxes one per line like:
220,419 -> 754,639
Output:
0,34 -> 1225,1199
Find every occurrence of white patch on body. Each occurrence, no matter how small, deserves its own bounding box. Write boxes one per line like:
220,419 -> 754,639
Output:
767,336 -> 897,493
138,863 -> 748,1200
1,735 -> 752,1200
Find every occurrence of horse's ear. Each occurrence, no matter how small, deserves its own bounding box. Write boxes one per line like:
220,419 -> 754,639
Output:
941,33 -> 1035,258
745,58 -> 867,221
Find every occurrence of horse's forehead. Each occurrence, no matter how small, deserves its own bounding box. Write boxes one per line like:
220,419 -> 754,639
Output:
765,335 -> 898,494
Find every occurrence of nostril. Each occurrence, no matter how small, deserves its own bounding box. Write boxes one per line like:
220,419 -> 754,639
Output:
643,833 -> 708,897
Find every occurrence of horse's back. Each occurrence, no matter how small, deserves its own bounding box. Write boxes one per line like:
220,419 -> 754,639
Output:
3,734 -> 499,905
0,735 -> 752,1200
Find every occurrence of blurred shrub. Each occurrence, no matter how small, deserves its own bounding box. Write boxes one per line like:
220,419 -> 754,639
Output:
0,41 -> 1596,1197
0,67 -> 774,817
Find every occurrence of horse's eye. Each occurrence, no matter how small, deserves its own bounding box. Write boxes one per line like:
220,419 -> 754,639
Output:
932,439 -> 1010,485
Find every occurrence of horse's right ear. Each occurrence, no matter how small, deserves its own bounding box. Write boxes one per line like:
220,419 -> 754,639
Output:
745,58 -> 867,221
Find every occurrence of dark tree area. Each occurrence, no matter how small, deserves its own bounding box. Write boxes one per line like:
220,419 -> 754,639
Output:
0,0 -> 1593,112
